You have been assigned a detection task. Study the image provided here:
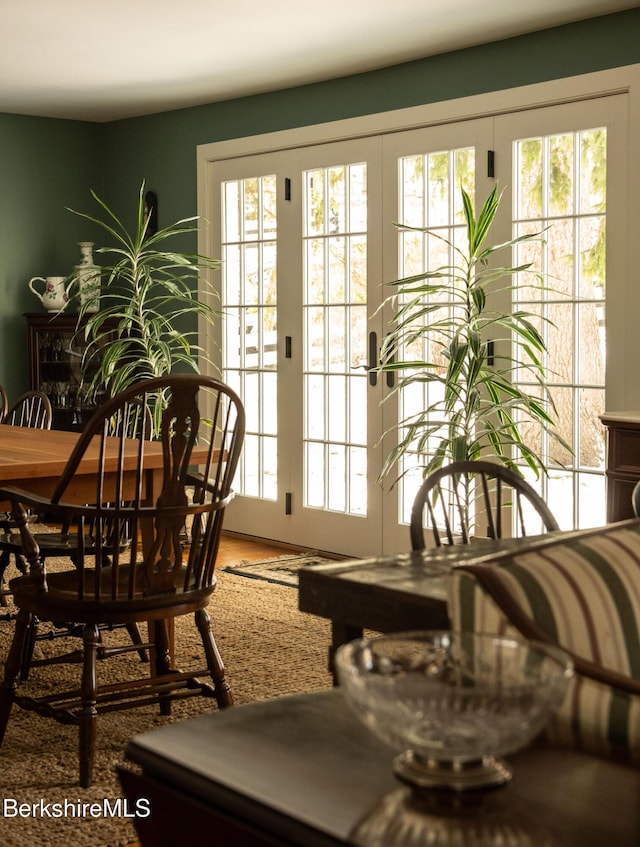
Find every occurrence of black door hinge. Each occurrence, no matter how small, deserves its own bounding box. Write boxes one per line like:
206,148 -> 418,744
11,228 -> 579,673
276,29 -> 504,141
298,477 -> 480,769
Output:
487,150 -> 495,179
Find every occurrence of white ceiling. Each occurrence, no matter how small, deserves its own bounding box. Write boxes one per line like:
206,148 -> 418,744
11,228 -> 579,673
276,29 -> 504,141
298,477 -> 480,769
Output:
0,0 -> 637,123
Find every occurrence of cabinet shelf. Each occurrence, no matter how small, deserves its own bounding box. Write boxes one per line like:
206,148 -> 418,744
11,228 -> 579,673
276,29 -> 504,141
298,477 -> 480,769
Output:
26,312 -> 113,432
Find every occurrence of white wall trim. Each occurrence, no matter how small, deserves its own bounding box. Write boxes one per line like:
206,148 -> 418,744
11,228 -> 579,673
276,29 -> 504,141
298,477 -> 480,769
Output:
197,64 -> 640,167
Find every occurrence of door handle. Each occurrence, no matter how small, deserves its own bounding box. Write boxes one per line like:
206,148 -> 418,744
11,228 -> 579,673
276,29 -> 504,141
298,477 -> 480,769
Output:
353,332 -> 379,386
368,331 -> 378,386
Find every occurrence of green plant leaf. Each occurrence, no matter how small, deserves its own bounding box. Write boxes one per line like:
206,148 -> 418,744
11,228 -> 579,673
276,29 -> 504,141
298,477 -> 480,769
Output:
377,185 -> 572,493
68,181 -> 222,435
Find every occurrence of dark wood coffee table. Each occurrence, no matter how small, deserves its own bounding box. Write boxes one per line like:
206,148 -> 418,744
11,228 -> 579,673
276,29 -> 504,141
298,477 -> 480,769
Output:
297,539 -> 541,677
120,690 -> 640,847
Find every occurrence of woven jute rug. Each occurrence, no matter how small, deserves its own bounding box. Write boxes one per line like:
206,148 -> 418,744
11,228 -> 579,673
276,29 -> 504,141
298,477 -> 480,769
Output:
0,556 -> 333,847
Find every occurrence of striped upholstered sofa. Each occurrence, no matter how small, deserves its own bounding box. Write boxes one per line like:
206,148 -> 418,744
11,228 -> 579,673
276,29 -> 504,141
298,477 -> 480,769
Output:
448,518 -> 640,763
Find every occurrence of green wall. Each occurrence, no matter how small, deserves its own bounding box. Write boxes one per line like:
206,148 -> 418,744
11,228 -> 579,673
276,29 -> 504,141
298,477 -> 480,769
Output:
0,115 -> 102,398
1,8 -> 639,400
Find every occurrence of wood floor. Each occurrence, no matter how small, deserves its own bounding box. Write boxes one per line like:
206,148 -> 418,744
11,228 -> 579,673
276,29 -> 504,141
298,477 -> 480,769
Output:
123,530 -> 300,847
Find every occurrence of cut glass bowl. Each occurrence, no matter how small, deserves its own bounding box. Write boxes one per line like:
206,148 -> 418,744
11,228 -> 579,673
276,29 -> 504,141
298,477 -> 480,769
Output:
335,630 -> 573,791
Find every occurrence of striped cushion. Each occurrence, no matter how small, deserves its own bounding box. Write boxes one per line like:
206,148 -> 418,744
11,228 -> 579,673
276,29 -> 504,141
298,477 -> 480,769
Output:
447,519 -> 640,763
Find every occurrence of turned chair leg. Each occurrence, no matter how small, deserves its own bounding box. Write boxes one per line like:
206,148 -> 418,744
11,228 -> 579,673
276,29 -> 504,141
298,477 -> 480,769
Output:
18,615 -> 40,681
153,620 -> 173,717
0,547 -> 14,608
79,624 -> 99,789
0,609 -> 32,744
126,623 -> 149,663
196,608 -> 234,709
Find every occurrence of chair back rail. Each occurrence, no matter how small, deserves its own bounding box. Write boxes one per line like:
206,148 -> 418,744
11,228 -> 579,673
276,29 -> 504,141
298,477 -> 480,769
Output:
2,390 -> 52,429
411,460 -> 559,550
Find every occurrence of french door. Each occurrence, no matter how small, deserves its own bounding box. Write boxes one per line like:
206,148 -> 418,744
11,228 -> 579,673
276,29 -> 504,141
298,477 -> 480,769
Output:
491,96 -> 626,532
203,96 -> 625,556
209,140 -> 385,556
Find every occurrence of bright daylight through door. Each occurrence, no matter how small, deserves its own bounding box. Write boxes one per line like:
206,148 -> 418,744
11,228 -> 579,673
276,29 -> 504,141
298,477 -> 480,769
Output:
221,175 -> 278,502
512,126 -> 606,529
303,163 -> 368,516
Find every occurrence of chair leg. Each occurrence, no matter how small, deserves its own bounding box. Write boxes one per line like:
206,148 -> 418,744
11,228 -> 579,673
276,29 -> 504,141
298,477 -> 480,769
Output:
126,623 -> 149,663
0,549 -> 11,608
152,620 -> 173,717
195,608 -> 233,709
79,624 -> 99,789
0,609 -> 32,745
19,615 -> 40,681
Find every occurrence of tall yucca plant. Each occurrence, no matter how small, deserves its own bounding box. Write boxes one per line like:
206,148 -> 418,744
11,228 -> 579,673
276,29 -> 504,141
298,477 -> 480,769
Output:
378,184 -> 570,486
68,183 -> 221,434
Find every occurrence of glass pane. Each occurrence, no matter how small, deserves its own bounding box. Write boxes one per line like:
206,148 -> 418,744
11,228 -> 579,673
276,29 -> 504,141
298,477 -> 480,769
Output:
306,238 -> 325,305
306,442 -> 325,508
518,138 -> 542,219
306,307 -> 325,371
263,436 -> 278,500
244,178 -> 259,240
350,164 -> 367,231
328,375 -> 346,442
328,236 -> 346,303
579,129 -> 606,215
328,445 -> 347,512
263,372 -> 277,435
349,447 -> 367,516
579,387 -> 605,469
546,218 -> 575,298
350,235 -> 367,303
328,307 -> 346,372
546,302 -> 574,383
578,472 -> 605,527
548,133 -> 574,217
262,175 -> 277,238
306,169 -> 324,236
306,374 -> 325,440
224,181 -> 241,243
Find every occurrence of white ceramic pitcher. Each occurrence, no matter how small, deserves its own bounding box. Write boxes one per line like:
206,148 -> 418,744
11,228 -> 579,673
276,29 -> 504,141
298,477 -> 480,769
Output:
28,276 -> 73,311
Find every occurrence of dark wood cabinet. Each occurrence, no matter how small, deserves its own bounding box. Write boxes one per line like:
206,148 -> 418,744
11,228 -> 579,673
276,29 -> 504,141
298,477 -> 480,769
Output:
600,412 -> 640,522
26,311 -> 111,431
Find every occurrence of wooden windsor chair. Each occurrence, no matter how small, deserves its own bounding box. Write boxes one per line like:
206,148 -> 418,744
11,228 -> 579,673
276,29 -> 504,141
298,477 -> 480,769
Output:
410,460 -> 559,550
0,390 -> 53,604
0,374 -> 245,787
6,399 -> 155,678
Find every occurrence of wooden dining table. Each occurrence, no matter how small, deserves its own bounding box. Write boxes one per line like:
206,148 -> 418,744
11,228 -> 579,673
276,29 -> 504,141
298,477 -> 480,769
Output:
0,423 -> 175,506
